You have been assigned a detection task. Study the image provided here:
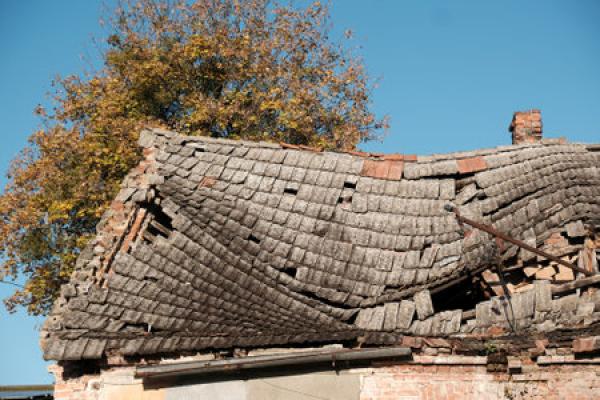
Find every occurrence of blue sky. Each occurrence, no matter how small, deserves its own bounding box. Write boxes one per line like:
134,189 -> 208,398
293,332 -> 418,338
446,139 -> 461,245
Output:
0,0 -> 599,385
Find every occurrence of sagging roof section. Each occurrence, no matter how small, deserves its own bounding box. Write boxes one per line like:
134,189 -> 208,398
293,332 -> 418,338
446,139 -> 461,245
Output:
41,128 -> 600,361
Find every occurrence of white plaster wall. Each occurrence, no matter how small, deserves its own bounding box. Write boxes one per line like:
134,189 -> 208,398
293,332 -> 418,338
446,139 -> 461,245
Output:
163,371 -> 360,400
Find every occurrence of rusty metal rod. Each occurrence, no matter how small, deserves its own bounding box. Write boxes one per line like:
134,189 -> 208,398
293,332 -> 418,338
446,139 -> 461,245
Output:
444,204 -> 593,277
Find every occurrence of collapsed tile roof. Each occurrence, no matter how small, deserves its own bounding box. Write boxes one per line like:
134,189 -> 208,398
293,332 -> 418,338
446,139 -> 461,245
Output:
41,128 -> 600,361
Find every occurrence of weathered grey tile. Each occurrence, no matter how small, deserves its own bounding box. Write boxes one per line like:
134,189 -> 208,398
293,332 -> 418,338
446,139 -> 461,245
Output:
397,300 -> 416,330
414,290 -> 434,320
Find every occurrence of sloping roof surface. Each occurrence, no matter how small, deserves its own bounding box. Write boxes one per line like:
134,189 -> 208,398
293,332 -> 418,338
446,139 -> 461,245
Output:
41,129 -> 600,360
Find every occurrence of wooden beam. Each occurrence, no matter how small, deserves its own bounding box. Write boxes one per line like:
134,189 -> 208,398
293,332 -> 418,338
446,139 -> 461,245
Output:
551,275 -> 600,295
444,204 -> 593,277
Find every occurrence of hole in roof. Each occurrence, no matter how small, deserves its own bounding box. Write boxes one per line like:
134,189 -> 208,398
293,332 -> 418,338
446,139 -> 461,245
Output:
346,309 -> 360,325
280,267 -> 297,278
297,290 -> 354,309
566,233 -> 585,246
337,195 -> 353,206
431,275 -> 488,313
248,233 -> 261,244
144,276 -> 159,283
141,202 -> 173,244
120,322 -> 158,334
284,187 -> 298,195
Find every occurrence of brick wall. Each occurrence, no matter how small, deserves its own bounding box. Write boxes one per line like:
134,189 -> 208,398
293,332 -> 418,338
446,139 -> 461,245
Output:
50,365 -> 100,400
360,364 -> 600,400
50,364 -> 163,400
50,359 -> 600,400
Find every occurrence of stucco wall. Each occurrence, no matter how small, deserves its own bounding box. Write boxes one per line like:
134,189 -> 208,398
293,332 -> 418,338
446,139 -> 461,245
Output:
51,361 -> 600,400
51,366 -> 360,400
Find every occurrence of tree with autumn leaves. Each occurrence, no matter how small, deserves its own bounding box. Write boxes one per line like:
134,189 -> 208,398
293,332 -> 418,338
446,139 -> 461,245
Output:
0,0 -> 387,315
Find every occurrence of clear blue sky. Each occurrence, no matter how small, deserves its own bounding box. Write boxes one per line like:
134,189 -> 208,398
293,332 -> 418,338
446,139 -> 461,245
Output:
0,0 -> 599,385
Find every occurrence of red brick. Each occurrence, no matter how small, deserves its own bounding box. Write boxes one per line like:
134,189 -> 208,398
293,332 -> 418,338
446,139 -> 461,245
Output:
110,201 -> 125,212
401,336 -> 422,349
346,150 -> 371,157
361,159 -> 387,179
120,208 -> 147,253
545,232 -> 568,246
382,154 -> 405,161
456,156 -> 487,174
279,142 -> 301,150
299,144 -> 323,152
510,110 -> 543,144
486,325 -> 508,336
387,161 -> 403,180
200,176 -> 217,187
422,337 -> 451,348
361,160 -> 403,180
573,336 -> 600,353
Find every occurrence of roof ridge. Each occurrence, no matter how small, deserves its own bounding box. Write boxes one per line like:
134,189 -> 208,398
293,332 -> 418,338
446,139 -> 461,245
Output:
138,127 -> 586,163
139,127 -> 282,150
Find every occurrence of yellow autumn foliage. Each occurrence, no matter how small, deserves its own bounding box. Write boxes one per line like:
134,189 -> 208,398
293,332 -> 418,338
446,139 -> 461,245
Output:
0,0 -> 387,315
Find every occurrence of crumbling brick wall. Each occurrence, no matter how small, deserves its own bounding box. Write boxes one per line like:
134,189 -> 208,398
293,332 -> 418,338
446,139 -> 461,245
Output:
360,364 -> 600,400
50,364 -> 162,400
50,358 -> 600,400
50,364 -> 99,400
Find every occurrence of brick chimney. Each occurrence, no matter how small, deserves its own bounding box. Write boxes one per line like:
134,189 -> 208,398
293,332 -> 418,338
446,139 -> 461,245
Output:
509,109 -> 542,145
